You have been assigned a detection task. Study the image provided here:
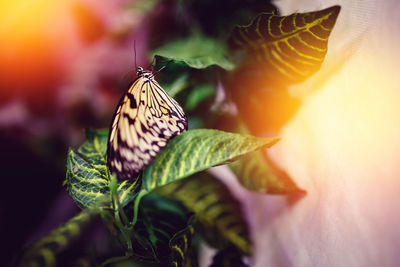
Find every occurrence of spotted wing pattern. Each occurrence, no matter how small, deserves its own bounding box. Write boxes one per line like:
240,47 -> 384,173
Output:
107,70 -> 187,180
229,5 -> 340,84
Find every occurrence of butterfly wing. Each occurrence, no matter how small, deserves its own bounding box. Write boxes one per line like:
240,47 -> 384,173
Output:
107,75 -> 187,180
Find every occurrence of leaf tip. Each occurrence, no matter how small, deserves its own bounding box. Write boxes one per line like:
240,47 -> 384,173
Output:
328,5 -> 341,15
316,5 -> 341,27
264,137 -> 281,148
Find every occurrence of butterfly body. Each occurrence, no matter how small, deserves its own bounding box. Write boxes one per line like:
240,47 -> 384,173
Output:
107,67 -> 187,180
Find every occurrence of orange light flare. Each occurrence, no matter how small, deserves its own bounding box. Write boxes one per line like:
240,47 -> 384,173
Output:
0,0 -> 111,109
0,0 -> 100,107
228,63 -> 301,136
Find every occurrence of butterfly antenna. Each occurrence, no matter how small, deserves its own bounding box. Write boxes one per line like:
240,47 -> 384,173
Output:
134,40 -> 137,69
154,59 -> 174,77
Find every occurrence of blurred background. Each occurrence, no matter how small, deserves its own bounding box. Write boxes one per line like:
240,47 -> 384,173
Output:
1,1 -> 155,264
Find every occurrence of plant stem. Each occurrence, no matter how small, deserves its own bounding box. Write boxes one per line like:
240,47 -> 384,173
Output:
109,175 -> 134,253
131,189 -> 147,227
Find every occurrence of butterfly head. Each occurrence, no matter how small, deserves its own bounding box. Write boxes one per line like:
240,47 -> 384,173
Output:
136,67 -> 153,79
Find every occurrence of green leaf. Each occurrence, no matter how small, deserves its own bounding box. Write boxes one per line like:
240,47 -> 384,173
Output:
229,5 -> 341,84
116,178 -> 142,208
132,194 -> 195,264
163,73 -> 189,97
152,34 -> 235,70
18,211 -> 92,267
66,149 -> 109,209
143,129 -> 279,191
65,129 -> 140,209
231,149 -> 304,194
214,114 -> 304,194
168,216 -> 196,267
156,172 -> 251,255
185,84 -> 215,111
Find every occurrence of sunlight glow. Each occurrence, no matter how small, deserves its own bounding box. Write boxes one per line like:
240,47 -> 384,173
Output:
276,36 -> 400,188
0,0 -> 77,96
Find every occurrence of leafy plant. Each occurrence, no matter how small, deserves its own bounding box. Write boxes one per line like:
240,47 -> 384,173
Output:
18,1 -> 340,266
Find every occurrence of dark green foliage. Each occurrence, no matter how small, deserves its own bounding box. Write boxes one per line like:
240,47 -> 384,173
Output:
167,217 -> 197,267
153,34 -> 235,70
156,172 -> 251,255
131,194 -> 195,265
185,84 -> 215,111
61,128 -> 274,265
18,211 -> 92,267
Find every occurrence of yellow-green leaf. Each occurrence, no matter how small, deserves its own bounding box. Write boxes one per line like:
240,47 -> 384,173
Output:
132,194 -> 195,264
213,114 -> 304,194
231,149 -> 304,194
65,129 -> 140,209
66,149 -> 109,209
168,216 -> 196,267
18,211 -> 91,267
156,172 -> 251,255
142,129 -> 279,191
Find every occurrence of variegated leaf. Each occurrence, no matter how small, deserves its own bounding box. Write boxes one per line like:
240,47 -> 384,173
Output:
142,129 -> 279,191
18,211 -> 91,267
231,149 -> 303,194
65,129 -> 141,209
229,6 -> 341,84
168,216 -> 196,267
156,172 -> 251,255
214,114 -> 304,194
132,194 -> 195,265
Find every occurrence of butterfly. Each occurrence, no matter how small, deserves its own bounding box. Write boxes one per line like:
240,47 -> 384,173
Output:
107,66 -> 188,180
